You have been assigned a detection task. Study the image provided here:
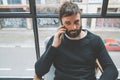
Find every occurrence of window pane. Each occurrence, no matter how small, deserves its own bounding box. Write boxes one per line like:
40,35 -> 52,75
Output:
36,0 -> 60,14
37,18 -> 58,55
37,18 -> 59,28
96,18 -> 120,29
36,0 -> 103,14
107,0 -> 120,13
0,18 -> 27,28
0,18 -> 36,78
73,0 -> 103,13
81,18 -> 120,30
0,0 -> 30,12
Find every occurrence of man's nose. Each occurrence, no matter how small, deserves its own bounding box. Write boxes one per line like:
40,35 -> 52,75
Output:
72,25 -> 77,30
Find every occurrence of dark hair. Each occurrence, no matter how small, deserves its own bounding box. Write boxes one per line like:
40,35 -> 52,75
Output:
59,1 -> 81,24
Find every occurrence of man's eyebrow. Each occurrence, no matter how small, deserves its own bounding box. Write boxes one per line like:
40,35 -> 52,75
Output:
74,19 -> 80,23
65,21 -> 70,24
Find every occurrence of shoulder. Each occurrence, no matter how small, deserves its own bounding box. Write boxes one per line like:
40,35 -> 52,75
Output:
86,30 -> 101,41
44,36 -> 54,49
86,30 -> 104,49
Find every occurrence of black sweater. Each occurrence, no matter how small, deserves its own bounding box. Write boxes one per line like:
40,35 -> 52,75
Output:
35,30 -> 118,80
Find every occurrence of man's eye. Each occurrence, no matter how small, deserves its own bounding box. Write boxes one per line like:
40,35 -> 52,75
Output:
65,22 -> 71,25
75,20 -> 80,24
75,22 -> 79,25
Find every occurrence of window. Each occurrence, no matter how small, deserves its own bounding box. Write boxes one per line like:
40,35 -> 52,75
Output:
108,8 -> 118,13
0,0 -> 30,12
107,0 -> 120,13
7,0 -> 21,4
98,8 -> 119,13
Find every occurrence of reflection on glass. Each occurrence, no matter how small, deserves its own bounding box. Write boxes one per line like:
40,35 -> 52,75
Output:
107,0 -> 120,13
0,0 -> 30,12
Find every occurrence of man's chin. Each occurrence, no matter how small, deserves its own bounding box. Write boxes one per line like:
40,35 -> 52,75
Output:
67,33 -> 79,38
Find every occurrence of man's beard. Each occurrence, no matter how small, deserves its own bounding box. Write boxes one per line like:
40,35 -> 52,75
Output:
65,26 -> 82,38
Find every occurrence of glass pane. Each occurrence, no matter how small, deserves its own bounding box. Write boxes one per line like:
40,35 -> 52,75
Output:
0,0 -> 30,12
36,0 -> 103,14
37,18 -> 59,28
96,18 -> 120,30
81,18 -> 120,30
0,18 -> 27,28
36,0 -> 60,14
0,18 -> 36,78
71,0 -> 103,13
107,0 -> 120,13
37,18 -> 59,54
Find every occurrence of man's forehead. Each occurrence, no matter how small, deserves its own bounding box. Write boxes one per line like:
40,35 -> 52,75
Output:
62,14 -> 81,20
63,17 -> 80,22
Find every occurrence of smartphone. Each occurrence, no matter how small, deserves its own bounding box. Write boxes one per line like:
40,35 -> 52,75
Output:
60,33 -> 65,40
60,26 -> 66,40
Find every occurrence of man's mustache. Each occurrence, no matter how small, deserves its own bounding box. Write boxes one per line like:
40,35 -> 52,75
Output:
68,29 -> 78,33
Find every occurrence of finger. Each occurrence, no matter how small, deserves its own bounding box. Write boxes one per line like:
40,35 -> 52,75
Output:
57,30 -> 66,38
57,28 -> 66,32
57,25 -> 66,30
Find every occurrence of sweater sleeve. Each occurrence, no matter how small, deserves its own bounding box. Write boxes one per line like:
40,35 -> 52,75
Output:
96,36 -> 118,80
35,37 -> 57,78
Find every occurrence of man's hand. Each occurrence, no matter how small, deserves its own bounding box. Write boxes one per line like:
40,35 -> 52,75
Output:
52,26 -> 66,48
33,75 -> 41,80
